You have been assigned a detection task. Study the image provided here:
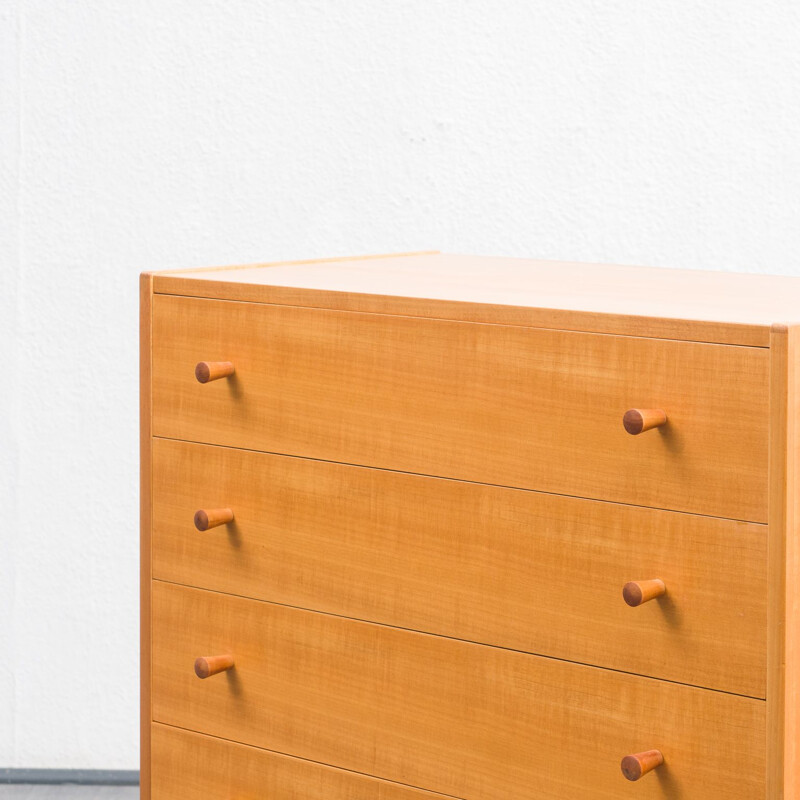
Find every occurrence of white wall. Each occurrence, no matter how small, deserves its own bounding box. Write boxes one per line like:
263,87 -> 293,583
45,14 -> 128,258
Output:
1,0 -> 799,770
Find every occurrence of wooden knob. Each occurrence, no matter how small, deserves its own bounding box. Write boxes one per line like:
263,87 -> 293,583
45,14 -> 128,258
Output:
195,361 -> 235,383
623,408 -> 667,435
194,654 -> 234,679
623,579 -> 666,607
621,750 -> 664,781
194,508 -> 234,531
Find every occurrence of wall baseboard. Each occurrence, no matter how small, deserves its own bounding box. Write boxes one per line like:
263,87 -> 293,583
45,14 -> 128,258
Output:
0,769 -> 139,785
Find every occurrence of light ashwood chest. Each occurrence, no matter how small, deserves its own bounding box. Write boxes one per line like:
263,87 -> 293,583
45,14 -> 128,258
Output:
141,252 -> 800,799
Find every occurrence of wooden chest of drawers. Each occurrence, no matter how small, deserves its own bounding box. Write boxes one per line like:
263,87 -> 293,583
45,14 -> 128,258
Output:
140,252 -> 800,799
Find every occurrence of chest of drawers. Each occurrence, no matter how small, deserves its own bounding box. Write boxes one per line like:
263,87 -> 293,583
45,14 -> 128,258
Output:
140,252 -> 800,799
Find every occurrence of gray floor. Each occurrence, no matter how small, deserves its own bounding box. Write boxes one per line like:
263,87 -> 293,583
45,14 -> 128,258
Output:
0,790 -> 138,799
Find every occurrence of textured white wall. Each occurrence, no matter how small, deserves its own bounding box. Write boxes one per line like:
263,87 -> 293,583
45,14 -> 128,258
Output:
1,0 -> 799,770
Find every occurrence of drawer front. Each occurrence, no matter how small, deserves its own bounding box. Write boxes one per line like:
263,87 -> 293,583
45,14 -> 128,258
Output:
151,722 -> 447,799
153,437 -> 767,697
151,295 -> 768,521
152,582 -> 766,800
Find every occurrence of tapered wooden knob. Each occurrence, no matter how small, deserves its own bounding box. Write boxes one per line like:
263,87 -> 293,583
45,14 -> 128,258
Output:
194,508 -> 234,531
621,750 -> 664,781
195,361 -> 235,383
194,654 -> 234,679
623,408 -> 667,435
623,579 -> 666,607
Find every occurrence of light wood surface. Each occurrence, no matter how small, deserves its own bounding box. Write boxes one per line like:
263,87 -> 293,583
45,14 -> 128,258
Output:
153,252 -> 800,346
139,273 -> 153,800
152,437 -> 767,696
767,324 -> 800,799
784,327 -> 800,800
151,295 -> 769,521
152,581 -> 766,800
767,325 -> 788,799
154,249 -> 439,276
142,254 -> 800,798
151,723 -> 450,799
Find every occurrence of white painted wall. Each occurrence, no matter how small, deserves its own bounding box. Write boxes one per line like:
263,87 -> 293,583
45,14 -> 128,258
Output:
1,0 -> 799,770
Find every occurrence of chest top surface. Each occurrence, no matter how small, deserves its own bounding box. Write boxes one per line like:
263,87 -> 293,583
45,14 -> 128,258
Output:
150,251 -> 800,346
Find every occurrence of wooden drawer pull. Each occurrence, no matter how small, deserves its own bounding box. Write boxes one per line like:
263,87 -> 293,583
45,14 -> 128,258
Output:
623,579 -> 666,607
621,750 -> 664,781
195,361 -> 235,383
194,508 -> 234,531
622,408 -> 667,435
194,654 -> 234,679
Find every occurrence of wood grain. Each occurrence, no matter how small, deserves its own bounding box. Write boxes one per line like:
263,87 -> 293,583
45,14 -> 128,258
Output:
139,273 -> 154,800
154,275 -> 770,346
152,437 -> 767,697
785,327 -> 800,800
151,723 -> 451,799
150,251 -> 800,346
152,581 -> 766,800
767,324 -> 800,799
151,295 -> 769,521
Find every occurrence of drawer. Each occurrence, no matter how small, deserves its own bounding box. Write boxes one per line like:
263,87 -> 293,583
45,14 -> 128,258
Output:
152,437 -> 767,697
151,722 -> 447,799
152,581 -> 766,800
151,295 -> 769,520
